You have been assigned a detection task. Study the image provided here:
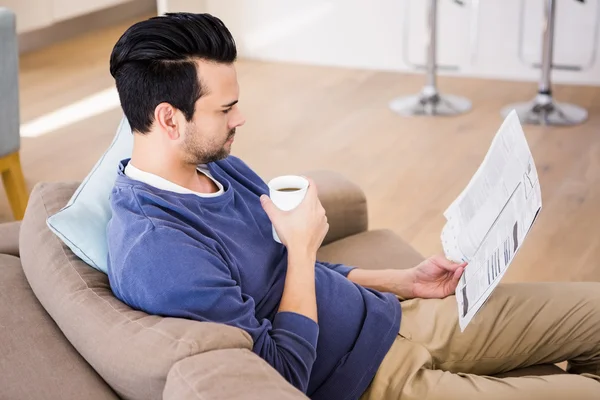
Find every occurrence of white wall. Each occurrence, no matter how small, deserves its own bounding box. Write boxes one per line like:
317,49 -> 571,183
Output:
161,0 -> 600,86
1,0 -> 137,33
156,0 -> 205,15
1,0 -> 53,32
52,0 -> 132,21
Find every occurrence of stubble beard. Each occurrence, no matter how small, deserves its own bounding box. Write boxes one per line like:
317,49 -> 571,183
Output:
183,127 -> 236,165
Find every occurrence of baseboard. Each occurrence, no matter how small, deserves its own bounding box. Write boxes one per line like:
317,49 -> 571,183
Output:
18,0 -> 157,54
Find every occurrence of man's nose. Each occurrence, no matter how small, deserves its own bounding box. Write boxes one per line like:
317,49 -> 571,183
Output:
234,109 -> 246,127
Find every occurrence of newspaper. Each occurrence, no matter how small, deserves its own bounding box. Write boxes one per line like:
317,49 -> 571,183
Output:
441,110 -> 542,332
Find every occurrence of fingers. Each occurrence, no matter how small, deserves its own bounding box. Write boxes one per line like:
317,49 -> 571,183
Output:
304,177 -> 322,203
321,221 -> 330,239
310,179 -> 328,240
432,254 -> 468,272
304,177 -> 317,194
260,195 -> 277,219
301,178 -> 326,214
451,267 -> 464,291
453,266 -> 464,282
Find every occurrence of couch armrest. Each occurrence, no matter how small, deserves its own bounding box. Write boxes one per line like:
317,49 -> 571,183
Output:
304,170 -> 368,246
163,348 -> 308,400
0,221 -> 20,257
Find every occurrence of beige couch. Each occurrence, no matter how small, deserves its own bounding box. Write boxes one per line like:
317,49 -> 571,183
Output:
0,171 -> 562,400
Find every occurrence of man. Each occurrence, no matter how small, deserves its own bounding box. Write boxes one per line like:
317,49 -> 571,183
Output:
106,12 -> 600,400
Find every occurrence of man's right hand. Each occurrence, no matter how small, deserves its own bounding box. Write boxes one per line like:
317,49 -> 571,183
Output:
260,178 -> 329,256
261,178 -> 326,323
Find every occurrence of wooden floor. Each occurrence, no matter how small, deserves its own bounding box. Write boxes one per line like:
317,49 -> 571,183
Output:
14,16 -> 600,284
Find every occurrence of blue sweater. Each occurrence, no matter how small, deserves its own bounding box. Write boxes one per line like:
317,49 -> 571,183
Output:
107,157 -> 400,399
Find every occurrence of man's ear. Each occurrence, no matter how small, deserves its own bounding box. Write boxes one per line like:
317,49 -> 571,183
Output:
154,103 -> 181,140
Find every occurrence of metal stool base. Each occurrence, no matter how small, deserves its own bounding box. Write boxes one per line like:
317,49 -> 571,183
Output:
501,97 -> 588,126
389,91 -> 472,116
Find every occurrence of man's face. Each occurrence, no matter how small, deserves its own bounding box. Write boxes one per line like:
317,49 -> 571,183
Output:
180,60 -> 245,165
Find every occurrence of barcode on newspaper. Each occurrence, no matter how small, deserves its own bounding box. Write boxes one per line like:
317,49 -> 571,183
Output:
486,237 -> 513,285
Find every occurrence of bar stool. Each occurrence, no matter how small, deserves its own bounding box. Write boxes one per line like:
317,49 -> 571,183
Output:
501,0 -> 590,126
389,0 -> 472,116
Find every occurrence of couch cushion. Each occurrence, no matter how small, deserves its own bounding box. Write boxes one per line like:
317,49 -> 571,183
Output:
46,117 -> 132,274
0,220 -> 20,257
304,170 -> 368,246
20,182 -> 253,400
163,349 -> 308,400
0,254 -> 118,400
317,229 -> 425,271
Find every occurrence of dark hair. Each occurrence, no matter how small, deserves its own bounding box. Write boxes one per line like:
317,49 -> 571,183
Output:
109,13 -> 237,133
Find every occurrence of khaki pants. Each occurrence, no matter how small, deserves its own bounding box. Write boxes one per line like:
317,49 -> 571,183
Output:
360,282 -> 600,400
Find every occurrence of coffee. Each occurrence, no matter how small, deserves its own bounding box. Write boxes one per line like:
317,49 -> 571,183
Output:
277,187 -> 300,192
267,175 -> 309,243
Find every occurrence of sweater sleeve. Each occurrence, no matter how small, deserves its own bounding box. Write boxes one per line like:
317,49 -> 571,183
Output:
318,261 -> 355,277
115,227 -> 318,394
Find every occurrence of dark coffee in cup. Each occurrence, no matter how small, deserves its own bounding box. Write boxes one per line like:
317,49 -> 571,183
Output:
278,187 -> 301,192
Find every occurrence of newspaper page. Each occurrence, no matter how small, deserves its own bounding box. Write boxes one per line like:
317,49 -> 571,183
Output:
441,110 -> 542,332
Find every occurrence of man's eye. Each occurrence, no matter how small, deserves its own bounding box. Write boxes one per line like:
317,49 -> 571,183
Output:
222,108 -> 232,114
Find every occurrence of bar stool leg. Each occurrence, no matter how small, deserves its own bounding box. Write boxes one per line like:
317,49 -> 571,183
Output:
501,0 -> 587,126
390,0 -> 471,116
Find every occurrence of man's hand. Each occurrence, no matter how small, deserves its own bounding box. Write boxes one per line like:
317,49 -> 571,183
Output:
347,255 -> 466,300
410,255 -> 466,299
260,178 -> 328,323
260,178 -> 329,255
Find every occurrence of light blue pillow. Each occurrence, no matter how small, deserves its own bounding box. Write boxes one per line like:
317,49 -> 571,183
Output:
47,117 -> 133,274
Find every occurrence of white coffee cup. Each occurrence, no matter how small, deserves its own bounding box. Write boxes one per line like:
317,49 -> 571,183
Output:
267,175 -> 309,243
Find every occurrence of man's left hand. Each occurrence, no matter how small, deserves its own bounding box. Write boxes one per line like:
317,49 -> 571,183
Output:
346,255 -> 467,300
409,255 -> 466,299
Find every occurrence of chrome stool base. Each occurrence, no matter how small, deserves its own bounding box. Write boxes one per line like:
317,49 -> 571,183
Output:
501,94 -> 588,126
503,0 -> 589,127
389,0 -> 471,118
390,87 -> 472,116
